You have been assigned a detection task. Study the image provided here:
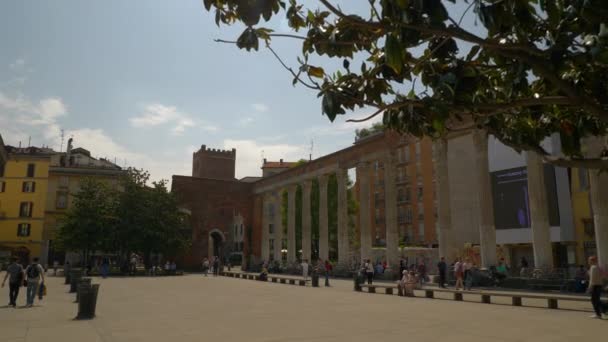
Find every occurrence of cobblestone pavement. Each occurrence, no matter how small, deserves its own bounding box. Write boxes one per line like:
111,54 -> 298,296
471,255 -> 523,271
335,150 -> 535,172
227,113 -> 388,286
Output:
0,272 -> 605,342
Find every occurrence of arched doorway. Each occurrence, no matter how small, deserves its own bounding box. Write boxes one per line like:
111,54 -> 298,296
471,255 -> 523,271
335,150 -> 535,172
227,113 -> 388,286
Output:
208,229 -> 225,260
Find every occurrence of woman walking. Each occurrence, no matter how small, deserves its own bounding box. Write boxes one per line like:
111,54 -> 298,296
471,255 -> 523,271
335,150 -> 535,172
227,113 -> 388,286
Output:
454,258 -> 464,290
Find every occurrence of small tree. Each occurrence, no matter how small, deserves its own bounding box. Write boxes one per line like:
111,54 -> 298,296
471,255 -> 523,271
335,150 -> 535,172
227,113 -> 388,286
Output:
56,178 -> 117,264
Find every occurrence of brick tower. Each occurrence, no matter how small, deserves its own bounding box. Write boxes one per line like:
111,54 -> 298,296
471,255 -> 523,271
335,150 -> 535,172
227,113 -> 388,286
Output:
191,145 -> 236,180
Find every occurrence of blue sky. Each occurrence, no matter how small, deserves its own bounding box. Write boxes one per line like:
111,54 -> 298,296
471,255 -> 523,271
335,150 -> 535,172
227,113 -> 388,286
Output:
0,1 -> 475,181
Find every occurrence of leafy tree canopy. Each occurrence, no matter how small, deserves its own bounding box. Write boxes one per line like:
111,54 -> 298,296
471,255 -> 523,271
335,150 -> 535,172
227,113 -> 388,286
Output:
203,0 -> 608,168
355,122 -> 386,141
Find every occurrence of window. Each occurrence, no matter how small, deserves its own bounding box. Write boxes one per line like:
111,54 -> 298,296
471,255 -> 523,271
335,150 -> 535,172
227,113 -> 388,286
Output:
22,181 -> 36,193
59,176 -> 69,187
240,224 -> 243,235
56,192 -> 68,209
415,143 -> 421,161
417,203 -> 424,216
404,148 -> 410,162
418,222 -> 425,240
17,223 -> 31,237
234,224 -> 238,236
406,207 -> 413,224
234,242 -> 239,251
417,186 -> 423,201
578,168 -> 589,191
375,208 -> 381,220
405,187 -> 411,202
0,163 -> 4,177
269,223 -> 274,234
19,202 -> 33,217
0,181 -> 5,193
26,164 -> 35,177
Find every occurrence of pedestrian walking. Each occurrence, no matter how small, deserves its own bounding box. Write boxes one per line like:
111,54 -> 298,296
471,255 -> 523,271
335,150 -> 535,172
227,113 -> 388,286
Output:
24,258 -> 44,307
301,259 -> 309,283
454,258 -> 464,290
587,256 -> 608,319
365,259 -> 374,285
129,253 -> 138,276
437,257 -> 447,288
519,256 -> 529,277
463,258 -> 473,290
52,260 -> 59,276
101,257 -> 110,278
202,258 -> 209,276
2,257 -> 24,307
417,262 -> 427,286
212,257 -> 219,276
324,260 -> 332,287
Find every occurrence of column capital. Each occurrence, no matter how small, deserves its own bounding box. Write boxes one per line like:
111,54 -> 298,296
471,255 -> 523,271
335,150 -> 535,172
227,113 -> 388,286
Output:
302,179 -> 313,190
287,184 -> 298,194
318,174 -> 329,187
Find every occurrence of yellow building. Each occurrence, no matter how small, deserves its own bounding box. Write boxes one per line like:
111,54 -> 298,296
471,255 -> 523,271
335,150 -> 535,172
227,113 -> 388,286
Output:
43,143 -> 123,265
0,146 -> 52,263
570,168 -> 595,265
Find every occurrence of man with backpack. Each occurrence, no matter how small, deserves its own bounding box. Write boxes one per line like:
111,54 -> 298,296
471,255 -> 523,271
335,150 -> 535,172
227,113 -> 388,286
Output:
24,257 -> 44,307
1,257 -> 24,307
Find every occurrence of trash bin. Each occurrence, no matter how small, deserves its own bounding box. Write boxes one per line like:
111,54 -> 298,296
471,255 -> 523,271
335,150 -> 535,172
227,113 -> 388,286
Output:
353,272 -> 361,291
311,271 -> 319,287
76,278 -> 92,303
69,270 -> 83,293
76,284 -> 100,320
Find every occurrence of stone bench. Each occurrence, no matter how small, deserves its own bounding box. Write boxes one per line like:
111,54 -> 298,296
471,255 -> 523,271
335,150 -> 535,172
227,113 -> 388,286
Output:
358,284 -> 395,295
355,283 -> 597,310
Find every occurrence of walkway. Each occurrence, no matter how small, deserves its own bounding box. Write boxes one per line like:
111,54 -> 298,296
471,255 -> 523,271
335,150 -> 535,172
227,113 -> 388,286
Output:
0,273 -> 604,342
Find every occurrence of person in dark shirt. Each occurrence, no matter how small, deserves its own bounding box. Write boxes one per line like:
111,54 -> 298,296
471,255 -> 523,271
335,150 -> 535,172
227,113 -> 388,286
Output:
2,257 -> 24,307
437,257 -> 447,288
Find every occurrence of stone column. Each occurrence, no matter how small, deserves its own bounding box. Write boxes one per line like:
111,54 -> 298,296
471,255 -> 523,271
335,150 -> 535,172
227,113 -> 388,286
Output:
584,136 -> 608,268
273,190 -> 283,262
472,129 -> 497,267
302,180 -> 312,262
434,138 -> 455,260
358,162 -> 372,261
318,175 -> 329,261
261,193 -> 270,262
384,152 -> 399,267
287,185 -> 297,263
336,169 -> 350,265
526,151 -> 554,269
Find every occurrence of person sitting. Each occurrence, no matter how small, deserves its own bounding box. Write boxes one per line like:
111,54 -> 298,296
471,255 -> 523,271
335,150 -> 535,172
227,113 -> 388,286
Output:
404,271 -> 418,296
375,262 -> 384,275
493,260 -> 509,286
259,266 -> 268,281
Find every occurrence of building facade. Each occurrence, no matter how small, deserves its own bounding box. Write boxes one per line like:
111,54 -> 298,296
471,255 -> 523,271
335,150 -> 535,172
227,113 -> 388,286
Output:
0,146 -> 52,263
43,140 -> 123,265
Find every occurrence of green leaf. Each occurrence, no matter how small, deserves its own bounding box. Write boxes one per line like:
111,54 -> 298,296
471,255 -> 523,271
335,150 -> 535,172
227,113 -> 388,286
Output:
384,34 -> 403,74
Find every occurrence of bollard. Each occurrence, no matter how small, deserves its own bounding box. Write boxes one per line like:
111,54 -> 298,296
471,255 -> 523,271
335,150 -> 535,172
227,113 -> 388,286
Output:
353,273 -> 361,291
311,271 -> 319,287
76,284 -> 100,320
69,271 -> 83,293
75,278 -> 92,303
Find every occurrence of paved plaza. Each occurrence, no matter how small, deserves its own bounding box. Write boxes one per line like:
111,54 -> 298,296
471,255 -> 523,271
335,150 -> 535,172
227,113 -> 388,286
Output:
0,273 -> 605,342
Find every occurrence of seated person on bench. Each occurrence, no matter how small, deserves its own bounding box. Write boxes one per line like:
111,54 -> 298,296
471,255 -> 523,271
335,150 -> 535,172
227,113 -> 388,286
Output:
399,270 -> 417,296
260,266 -> 268,281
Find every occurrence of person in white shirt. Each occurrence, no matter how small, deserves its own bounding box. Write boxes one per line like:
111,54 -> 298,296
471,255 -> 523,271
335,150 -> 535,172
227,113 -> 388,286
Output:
301,259 -> 309,283
587,256 -> 607,319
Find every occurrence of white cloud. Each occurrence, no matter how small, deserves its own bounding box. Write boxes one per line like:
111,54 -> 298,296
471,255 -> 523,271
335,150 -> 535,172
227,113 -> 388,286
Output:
252,103 -> 269,113
238,117 -> 254,126
223,139 -> 307,178
0,92 -> 67,147
130,103 -> 218,136
9,58 -> 25,70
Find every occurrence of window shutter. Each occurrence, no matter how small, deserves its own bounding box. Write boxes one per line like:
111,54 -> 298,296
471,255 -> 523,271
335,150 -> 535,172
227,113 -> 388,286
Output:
27,224 -> 31,236
22,182 -> 26,192
29,202 -> 33,217
32,182 -> 36,192
1,182 -> 5,192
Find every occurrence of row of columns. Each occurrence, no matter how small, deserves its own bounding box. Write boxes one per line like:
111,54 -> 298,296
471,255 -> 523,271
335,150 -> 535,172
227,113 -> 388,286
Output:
436,130 -> 555,268
260,169 -> 350,264
438,129 -> 608,269
260,153 -> 401,267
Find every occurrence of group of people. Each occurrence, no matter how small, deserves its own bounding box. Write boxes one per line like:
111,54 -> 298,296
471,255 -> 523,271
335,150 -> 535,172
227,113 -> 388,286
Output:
202,256 -> 222,276
258,259 -> 333,286
1,257 -> 45,308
